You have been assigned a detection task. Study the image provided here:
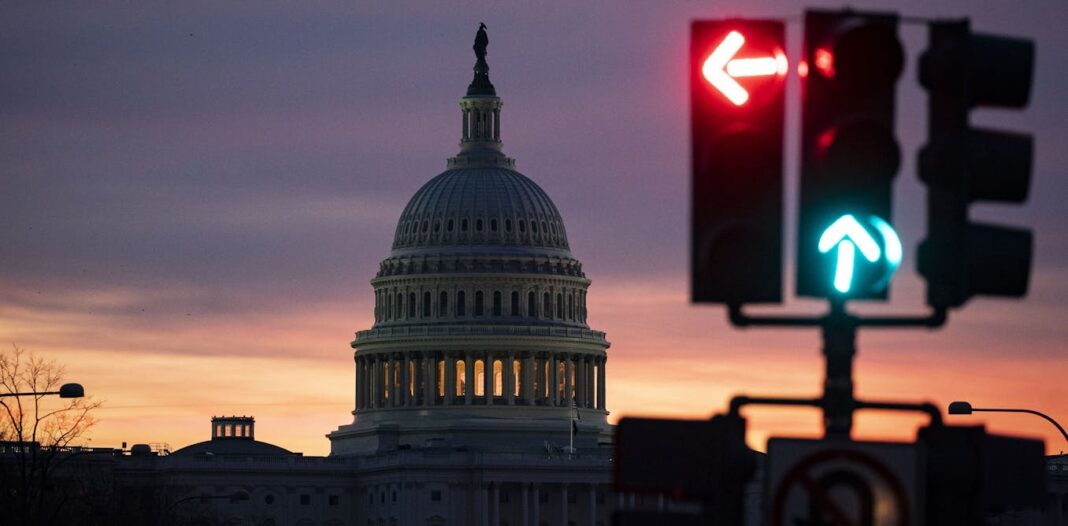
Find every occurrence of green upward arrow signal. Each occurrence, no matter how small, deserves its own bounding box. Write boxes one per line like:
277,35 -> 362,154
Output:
818,215 -> 881,294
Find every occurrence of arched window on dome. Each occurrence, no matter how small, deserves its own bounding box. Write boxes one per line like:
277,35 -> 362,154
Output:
462,219 -> 469,232
505,219 -> 512,232
456,360 -> 465,396
542,360 -> 550,399
519,220 -> 526,233
408,360 -> 415,398
380,360 -> 388,401
528,291 -> 536,318
492,291 -> 502,316
476,219 -> 483,232
513,359 -> 522,397
532,221 -> 539,234
568,293 -> 574,320
408,292 -> 416,319
423,291 -> 431,317
557,361 -> 566,402
493,360 -> 503,397
543,292 -> 551,318
447,219 -> 454,232
475,291 -> 484,316
439,291 -> 448,317
556,293 -> 563,319
457,291 -> 466,316
396,293 -> 403,320
422,220 -> 429,233
542,221 -> 548,235
551,222 -> 557,234
437,360 -> 445,397
490,219 -> 498,232
511,291 -> 520,316
474,360 -> 485,397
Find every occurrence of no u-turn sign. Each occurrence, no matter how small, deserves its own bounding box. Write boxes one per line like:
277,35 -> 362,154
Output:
766,438 -> 921,526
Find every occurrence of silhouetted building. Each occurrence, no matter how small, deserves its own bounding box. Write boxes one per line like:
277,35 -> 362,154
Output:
324,25 -> 614,525
26,27 -> 617,526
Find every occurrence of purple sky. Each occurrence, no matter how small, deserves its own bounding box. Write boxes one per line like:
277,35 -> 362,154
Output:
2,1 -> 1066,453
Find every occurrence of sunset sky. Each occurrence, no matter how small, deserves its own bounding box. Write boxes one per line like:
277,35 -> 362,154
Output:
3,1 -> 1066,456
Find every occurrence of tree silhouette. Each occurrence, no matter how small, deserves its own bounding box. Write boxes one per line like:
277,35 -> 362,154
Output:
0,344 -> 103,526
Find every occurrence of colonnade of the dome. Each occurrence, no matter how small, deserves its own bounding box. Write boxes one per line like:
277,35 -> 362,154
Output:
355,350 -> 606,411
373,282 -> 589,325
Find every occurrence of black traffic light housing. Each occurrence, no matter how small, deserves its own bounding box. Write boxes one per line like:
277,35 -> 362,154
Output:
691,20 -> 785,304
797,10 -> 904,299
919,425 -> 1045,525
614,415 -> 755,525
918,20 -> 1035,308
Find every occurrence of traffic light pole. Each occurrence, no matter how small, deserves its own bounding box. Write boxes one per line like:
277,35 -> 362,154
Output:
727,301 -> 947,436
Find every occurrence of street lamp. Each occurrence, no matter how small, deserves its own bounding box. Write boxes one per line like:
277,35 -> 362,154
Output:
948,400 -> 1068,445
159,490 -> 250,526
0,382 -> 84,399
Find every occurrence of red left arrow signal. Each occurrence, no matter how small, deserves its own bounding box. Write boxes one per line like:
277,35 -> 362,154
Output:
702,31 -> 788,106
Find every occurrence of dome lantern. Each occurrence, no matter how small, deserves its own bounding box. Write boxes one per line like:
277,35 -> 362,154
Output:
450,24 -> 515,170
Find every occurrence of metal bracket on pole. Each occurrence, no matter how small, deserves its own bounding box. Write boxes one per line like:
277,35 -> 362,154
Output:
728,303 -> 947,329
727,395 -> 944,427
725,301 -> 948,436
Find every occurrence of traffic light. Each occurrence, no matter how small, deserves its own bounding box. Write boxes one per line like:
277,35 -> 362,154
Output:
919,425 -> 1045,524
614,415 -> 754,525
917,20 -> 1034,308
796,10 -> 904,299
690,20 -> 786,304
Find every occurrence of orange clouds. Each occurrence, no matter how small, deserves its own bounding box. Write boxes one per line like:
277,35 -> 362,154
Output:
1,271 -> 1066,457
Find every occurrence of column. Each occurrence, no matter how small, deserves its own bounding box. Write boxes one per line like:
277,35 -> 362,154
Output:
482,484 -> 490,526
521,482 -> 529,526
549,353 -> 559,406
465,353 -> 475,405
534,355 -> 545,405
425,352 -> 437,406
597,356 -> 606,410
560,483 -> 568,525
505,352 -> 515,405
575,356 -> 586,408
531,484 -> 540,526
445,352 -> 456,405
354,356 -> 362,410
522,353 -> 535,405
402,353 -> 411,406
393,354 -> 402,406
490,483 -> 499,526
371,356 -> 379,408
493,109 -> 501,140
564,356 -> 574,407
361,356 -> 369,409
484,351 -> 493,404
588,484 -> 597,526
386,356 -> 395,407
586,356 -> 595,408
361,357 -> 368,409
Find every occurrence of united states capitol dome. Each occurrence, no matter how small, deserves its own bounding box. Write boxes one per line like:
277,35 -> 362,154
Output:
330,25 -> 610,457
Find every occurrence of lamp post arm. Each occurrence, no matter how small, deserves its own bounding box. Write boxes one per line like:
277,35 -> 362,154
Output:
973,407 -> 1068,445
0,391 -> 62,398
